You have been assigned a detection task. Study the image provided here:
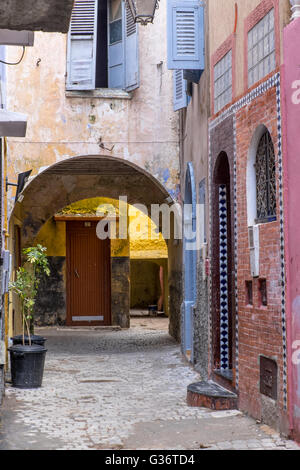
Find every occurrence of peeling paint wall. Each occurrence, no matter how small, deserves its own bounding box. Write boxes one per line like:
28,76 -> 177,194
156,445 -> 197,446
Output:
5,3 -> 179,207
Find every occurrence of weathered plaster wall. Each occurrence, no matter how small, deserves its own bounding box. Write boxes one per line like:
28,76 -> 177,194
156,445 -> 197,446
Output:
282,17 -> 300,443
5,3 -> 179,205
130,258 -> 167,310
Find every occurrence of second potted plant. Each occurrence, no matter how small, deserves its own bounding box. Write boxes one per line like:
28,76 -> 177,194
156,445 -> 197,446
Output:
8,244 -> 50,389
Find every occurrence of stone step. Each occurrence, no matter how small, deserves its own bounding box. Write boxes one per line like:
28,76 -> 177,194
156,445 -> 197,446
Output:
187,381 -> 238,410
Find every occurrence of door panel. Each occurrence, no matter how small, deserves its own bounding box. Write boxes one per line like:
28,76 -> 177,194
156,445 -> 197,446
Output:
67,221 -> 111,326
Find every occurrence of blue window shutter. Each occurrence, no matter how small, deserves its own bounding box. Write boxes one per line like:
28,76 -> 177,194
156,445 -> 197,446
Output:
173,70 -> 188,111
124,1 -> 139,91
167,0 -> 205,71
108,0 -> 124,89
66,0 -> 98,91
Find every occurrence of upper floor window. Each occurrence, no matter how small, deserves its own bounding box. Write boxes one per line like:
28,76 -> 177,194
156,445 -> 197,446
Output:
167,0 -> 205,111
256,130 -> 276,223
66,0 -> 139,92
248,9 -> 275,88
214,50 -> 232,113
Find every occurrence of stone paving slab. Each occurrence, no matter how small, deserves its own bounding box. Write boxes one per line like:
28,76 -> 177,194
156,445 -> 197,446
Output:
0,319 -> 299,450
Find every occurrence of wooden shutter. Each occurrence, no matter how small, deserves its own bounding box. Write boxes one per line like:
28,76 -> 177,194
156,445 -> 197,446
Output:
108,0 -> 124,89
124,1 -> 139,91
66,0 -> 98,90
173,70 -> 187,111
167,0 -> 205,70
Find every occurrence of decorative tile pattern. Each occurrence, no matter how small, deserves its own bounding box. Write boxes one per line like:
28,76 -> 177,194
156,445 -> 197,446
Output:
219,185 -> 229,370
274,74 -> 288,410
233,115 -> 239,388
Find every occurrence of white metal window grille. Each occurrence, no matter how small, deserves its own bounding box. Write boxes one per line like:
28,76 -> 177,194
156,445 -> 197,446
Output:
214,50 -> 232,113
248,9 -> 275,87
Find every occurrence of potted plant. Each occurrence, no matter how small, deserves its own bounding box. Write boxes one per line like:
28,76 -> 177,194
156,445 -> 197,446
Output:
8,244 -> 50,389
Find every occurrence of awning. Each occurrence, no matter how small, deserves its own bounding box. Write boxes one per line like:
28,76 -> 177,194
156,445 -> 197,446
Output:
0,110 -> 27,137
0,30 -> 34,46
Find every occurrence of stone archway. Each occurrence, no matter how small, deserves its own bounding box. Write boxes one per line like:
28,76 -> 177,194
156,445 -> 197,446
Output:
10,154 -> 181,339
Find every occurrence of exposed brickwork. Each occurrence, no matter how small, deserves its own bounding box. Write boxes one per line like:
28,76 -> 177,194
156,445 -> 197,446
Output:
187,391 -> 238,410
187,382 -> 238,410
235,84 -> 287,432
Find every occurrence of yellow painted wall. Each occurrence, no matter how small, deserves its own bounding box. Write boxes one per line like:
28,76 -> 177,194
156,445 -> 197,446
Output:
35,197 -> 168,260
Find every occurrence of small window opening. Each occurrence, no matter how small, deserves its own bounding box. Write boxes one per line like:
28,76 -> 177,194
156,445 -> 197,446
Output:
259,279 -> 268,306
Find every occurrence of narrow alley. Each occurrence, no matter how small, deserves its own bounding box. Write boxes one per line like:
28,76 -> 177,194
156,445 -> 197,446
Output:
0,318 -> 298,451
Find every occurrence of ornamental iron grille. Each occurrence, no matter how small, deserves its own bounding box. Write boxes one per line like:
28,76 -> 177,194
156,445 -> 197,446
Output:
256,131 -> 276,223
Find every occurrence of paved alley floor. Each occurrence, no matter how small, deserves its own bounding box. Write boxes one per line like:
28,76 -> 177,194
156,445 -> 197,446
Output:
0,318 -> 299,451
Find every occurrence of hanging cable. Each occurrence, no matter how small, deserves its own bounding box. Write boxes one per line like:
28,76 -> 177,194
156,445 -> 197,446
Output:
0,47 -> 25,66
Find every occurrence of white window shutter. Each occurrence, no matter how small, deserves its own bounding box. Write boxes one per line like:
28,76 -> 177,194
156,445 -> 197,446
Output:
167,0 -> 205,70
173,70 -> 188,111
124,2 -> 139,91
66,0 -> 98,91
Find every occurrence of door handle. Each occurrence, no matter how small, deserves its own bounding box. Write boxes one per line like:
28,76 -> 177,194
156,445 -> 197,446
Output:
74,269 -> 80,278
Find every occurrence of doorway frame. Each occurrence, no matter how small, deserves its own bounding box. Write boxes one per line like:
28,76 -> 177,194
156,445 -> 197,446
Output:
65,218 -> 112,327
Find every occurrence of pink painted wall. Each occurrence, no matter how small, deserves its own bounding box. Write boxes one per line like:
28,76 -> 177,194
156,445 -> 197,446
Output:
283,17 -> 300,442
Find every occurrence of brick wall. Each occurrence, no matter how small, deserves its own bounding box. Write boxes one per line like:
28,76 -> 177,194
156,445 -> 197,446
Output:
235,85 -> 288,431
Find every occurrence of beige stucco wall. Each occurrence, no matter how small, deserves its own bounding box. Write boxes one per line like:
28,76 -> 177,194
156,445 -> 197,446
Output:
209,0 -> 291,98
5,2 -> 179,209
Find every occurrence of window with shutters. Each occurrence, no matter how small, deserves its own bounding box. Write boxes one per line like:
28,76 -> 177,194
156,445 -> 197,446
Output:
67,0 -> 139,92
167,0 -> 205,111
214,50 -> 232,114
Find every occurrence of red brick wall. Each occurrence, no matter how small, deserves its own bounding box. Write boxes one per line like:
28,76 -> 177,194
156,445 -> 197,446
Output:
236,83 -> 286,425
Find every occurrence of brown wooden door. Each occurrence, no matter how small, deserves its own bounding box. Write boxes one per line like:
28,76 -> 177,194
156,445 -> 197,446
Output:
66,221 -> 111,326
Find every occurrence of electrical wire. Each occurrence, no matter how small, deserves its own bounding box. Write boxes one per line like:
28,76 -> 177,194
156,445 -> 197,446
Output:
0,47 -> 25,66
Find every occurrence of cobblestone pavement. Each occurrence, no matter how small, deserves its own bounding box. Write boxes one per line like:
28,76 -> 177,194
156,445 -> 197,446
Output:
0,318 -> 299,450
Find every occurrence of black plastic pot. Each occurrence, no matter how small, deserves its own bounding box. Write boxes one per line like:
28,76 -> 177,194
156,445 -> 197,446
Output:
8,344 -> 47,389
12,335 -> 47,347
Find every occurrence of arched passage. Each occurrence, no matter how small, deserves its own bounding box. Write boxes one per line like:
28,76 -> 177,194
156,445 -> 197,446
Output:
9,155 -> 180,338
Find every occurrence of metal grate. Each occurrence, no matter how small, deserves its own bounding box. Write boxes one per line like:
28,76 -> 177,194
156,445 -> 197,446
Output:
260,356 -> 278,400
256,131 -> 276,223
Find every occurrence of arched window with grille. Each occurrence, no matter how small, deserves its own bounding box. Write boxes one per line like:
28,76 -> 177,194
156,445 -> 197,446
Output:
255,130 -> 276,223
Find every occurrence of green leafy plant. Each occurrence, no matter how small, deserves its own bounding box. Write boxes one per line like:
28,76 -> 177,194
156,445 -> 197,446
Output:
9,244 -> 50,346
